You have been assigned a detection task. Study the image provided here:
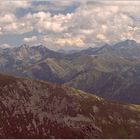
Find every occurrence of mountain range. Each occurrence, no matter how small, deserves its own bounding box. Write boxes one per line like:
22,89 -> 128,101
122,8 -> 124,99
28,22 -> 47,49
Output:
0,40 -> 140,104
0,74 -> 140,138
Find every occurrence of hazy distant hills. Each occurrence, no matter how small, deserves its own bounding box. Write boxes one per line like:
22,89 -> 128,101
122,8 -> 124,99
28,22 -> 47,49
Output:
0,40 -> 140,103
0,74 -> 140,138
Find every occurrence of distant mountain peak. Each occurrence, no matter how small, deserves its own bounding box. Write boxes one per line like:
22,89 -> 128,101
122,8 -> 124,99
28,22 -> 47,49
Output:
19,44 -> 29,48
122,39 -> 137,45
125,39 -> 137,42
32,44 -> 45,48
114,39 -> 139,48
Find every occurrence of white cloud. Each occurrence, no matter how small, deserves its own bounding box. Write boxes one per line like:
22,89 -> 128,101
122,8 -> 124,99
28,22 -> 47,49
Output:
0,44 -> 11,49
22,34 -> 85,49
0,1 -> 32,34
0,14 -> 16,24
22,2 -> 140,47
2,21 -> 33,34
24,36 -> 38,43
0,27 -> 3,35
97,34 -> 108,41
55,37 -> 85,47
25,12 -> 73,33
1,0 -> 140,48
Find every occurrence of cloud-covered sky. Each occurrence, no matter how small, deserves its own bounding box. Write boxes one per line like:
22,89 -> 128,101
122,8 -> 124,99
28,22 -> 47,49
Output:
0,0 -> 140,50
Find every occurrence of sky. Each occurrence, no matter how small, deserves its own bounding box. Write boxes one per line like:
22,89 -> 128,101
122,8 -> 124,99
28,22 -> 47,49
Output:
0,0 -> 140,50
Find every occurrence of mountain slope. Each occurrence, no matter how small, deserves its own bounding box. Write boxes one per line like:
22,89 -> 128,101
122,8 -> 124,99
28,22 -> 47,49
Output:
24,40 -> 140,104
0,40 -> 140,104
28,52 -> 140,103
0,44 -> 63,76
0,74 -> 140,138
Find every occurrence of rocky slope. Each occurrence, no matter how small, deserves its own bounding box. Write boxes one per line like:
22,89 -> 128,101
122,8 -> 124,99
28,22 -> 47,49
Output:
0,74 -> 140,138
0,44 -> 63,76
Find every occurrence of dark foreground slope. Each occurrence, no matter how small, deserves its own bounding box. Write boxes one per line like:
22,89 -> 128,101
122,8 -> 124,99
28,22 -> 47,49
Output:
0,74 -> 140,138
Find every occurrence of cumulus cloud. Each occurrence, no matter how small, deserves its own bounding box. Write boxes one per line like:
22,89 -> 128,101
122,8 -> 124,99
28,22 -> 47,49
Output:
0,14 -> 16,24
24,36 -> 38,43
0,44 -> 11,49
0,1 -> 32,34
22,34 -> 84,49
24,12 -> 73,33
0,0 -> 140,49
97,34 -> 108,41
55,37 -> 85,47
